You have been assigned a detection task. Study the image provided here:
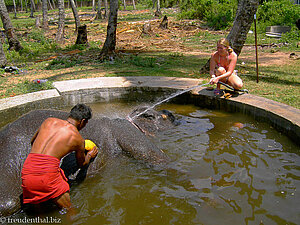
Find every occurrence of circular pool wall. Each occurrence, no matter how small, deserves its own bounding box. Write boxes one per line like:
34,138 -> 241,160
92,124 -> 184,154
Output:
0,77 -> 299,145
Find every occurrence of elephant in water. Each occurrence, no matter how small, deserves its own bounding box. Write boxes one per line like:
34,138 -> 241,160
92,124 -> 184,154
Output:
0,107 -> 176,216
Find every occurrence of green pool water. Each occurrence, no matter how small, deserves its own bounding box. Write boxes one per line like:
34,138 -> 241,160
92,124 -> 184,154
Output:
12,102 -> 300,224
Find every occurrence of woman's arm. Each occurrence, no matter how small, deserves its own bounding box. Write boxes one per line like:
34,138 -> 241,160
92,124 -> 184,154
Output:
209,52 -> 217,77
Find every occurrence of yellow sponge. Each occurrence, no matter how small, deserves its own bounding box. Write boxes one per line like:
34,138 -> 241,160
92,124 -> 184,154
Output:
85,139 -> 97,151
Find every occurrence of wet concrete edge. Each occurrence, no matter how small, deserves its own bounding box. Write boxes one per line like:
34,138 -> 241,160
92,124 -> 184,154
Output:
0,76 -> 299,145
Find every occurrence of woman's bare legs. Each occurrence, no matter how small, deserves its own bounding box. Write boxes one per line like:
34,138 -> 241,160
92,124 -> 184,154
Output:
215,67 -> 243,90
227,73 -> 243,90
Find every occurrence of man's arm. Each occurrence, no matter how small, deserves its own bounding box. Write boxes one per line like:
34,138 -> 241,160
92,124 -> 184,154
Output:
75,141 -> 98,167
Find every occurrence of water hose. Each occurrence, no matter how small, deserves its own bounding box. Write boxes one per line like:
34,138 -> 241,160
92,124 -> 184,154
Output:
218,81 -> 249,93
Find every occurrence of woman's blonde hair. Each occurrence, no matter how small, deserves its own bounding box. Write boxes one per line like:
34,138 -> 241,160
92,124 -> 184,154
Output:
217,38 -> 233,53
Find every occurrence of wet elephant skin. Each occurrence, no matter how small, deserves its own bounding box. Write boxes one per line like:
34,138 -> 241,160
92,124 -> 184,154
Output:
0,109 -> 170,216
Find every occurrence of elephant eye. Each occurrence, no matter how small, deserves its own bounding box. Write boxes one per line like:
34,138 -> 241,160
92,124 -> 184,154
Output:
141,113 -> 155,119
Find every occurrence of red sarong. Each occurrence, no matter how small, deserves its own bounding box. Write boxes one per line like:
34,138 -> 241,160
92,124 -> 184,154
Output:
21,153 -> 70,204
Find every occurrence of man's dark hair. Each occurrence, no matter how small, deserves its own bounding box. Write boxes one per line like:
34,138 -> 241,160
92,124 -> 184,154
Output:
69,104 -> 92,121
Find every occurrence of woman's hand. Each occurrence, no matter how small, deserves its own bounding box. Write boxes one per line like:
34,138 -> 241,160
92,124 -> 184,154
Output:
209,75 -> 219,85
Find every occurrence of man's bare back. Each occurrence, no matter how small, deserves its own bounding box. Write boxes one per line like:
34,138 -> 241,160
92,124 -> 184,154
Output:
30,118 -> 84,160
22,104 -> 98,215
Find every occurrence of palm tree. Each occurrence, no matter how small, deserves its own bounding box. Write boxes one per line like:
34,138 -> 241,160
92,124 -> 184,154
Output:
227,0 -> 260,56
0,0 -> 22,51
56,0 -> 65,43
70,0 -> 81,33
0,42 -> 7,67
42,0 -> 48,29
103,0 -> 108,19
29,0 -> 35,18
96,0 -> 102,20
99,0 -> 118,59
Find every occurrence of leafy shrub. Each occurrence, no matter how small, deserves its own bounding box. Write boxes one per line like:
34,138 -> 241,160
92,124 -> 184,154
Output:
280,27 -> 300,44
205,1 -> 236,30
179,0 -> 213,20
179,0 -> 237,30
257,0 -> 300,32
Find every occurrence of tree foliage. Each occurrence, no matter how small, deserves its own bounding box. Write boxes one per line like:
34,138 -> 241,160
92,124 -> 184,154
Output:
257,0 -> 300,31
179,0 -> 299,31
178,0 -> 238,30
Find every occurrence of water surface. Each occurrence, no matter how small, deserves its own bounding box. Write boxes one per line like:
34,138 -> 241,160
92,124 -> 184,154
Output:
11,102 -> 300,224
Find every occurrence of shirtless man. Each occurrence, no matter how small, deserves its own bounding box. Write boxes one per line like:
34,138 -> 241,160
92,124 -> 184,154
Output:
21,104 -> 98,213
209,38 -> 243,94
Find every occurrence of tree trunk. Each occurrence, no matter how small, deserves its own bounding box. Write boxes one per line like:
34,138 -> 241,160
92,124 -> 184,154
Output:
0,42 -> 7,67
51,0 -> 56,9
122,0 -> 126,10
30,0 -> 35,18
103,0 -> 108,19
92,0 -> 96,11
155,0 -> 162,17
200,0 -> 259,73
227,0 -> 259,56
35,16 -> 41,28
132,0 -> 136,10
48,0 -> 53,10
29,0 -> 35,18
159,15 -> 168,29
70,0 -> 81,33
56,0 -> 65,43
42,0 -> 48,29
25,0 -> 28,13
12,0 -> 17,18
75,25 -> 88,45
0,0 -> 22,51
96,0 -> 102,20
99,0 -> 118,59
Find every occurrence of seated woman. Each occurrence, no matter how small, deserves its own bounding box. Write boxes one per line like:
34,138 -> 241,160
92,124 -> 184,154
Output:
209,38 -> 243,94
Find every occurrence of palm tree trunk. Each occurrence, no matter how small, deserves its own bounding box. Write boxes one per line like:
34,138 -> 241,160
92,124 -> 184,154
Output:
12,0 -> 17,18
56,0 -> 65,43
103,0 -> 108,19
92,0 -> 96,11
122,0 -> 126,10
100,0 -> 118,59
42,0 -> 48,29
155,0 -> 162,17
48,0 -> 54,10
132,0 -> 136,10
96,0 -> 102,20
0,0 -> 22,51
70,0 -> 81,33
29,0 -> 35,18
227,0 -> 260,56
0,41 -> 7,67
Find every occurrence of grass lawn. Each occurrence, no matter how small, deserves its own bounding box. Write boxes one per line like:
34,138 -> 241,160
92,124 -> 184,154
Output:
0,7 -> 299,109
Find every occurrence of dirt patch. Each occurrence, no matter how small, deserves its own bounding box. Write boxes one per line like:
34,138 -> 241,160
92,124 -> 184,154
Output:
239,47 -> 297,66
11,9 -> 299,84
